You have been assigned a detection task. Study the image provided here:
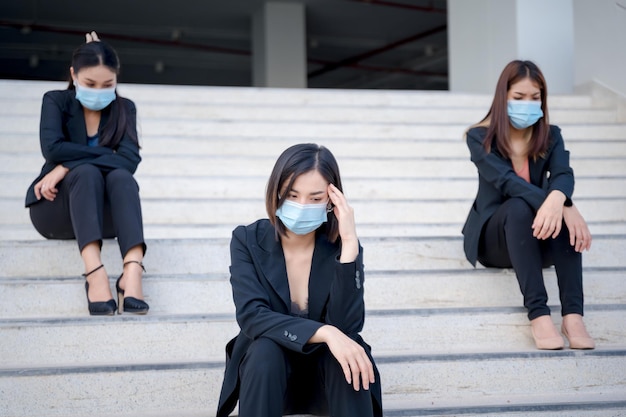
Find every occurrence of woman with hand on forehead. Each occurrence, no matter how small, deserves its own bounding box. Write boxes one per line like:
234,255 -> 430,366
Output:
462,60 -> 595,350
25,31 -> 148,316
216,143 -> 382,417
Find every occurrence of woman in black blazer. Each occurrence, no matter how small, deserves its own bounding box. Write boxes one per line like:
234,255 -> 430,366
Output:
217,144 -> 382,417
462,60 -> 594,350
25,32 -> 148,316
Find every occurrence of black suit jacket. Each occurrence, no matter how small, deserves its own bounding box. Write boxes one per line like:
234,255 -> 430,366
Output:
216,219 -> 382,417
462,125 -> 575,266
25,89 -> 140,206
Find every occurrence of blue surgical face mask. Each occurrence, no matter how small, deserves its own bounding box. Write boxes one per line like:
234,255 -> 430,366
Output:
74,81 -> 116,111
507,100 -> 543,129
276,200 -> 328,235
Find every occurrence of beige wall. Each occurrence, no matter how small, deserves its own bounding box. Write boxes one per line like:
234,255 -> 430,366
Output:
448,0 -> 626,97
573,0 -> 626,97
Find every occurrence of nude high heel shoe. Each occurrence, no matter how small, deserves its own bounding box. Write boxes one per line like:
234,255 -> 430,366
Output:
530,315 -> 564,350
561,314 -> 595,350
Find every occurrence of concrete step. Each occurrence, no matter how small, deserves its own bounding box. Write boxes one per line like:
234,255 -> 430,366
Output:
1,268 -> 624,319
4,198 -> 625,231
1,236 -> 624,278
3,113 -> 625,140
2,99 -> 618,124
2,349 -> 624,417
3,134 -> 626,159
4,221 -> 626,242
4,155 -> 626,184
1,308 -> 625,368
0,79 -> 599,109
4,174 -> 626,201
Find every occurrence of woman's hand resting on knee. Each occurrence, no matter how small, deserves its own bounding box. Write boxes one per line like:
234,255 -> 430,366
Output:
532,190 -> 566,240
308,324 -> 375,391
35,164 -> 69,201
563,204 -> 592,252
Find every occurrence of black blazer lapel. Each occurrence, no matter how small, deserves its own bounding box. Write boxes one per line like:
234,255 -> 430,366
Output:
254,223 -> 291,312
308,234 -> 338,321
66,98 -> 88,145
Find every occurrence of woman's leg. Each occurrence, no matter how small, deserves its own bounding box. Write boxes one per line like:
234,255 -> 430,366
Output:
547,228 -> 584,316
547,227 -> 594,348
479,198 -> 564,349
29,194 -> 74,240
118,245 -> 145,300
238,338 -> 289,417
30,165 -> 113,303
319,346 -> 375,417
65,164 -> 108,252
81,241 -> 113,302
479,198 -> 550,320
105,169 -> 146,299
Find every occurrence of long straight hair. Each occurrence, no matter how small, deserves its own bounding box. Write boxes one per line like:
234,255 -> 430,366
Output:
67,40 -> 138,149
478,60 -> 550,159
266,143 -> 342,242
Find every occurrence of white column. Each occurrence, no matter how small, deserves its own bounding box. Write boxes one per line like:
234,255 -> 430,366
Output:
448,0 -> 575,94
252,1 -> 307,88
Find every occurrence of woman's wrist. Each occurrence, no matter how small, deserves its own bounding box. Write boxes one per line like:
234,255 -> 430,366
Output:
339,238 -> 359,263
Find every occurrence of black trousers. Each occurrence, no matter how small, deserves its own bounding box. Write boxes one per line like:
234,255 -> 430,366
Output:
29,164 -> 146,258
238,337 -> 376,417
477,197 -> 583,320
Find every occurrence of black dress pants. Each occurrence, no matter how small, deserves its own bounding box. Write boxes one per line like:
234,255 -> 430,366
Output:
238,337 -> 375,417
29,164 -> 145,257
477,197 -> 583,320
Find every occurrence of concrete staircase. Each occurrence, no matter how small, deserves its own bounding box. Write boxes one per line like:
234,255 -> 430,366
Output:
1,79 -> 625,417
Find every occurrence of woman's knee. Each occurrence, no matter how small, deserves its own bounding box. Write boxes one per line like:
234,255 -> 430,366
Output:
64,164 -> 105,191
240,338 -> 288,378
502,197 -> 534,221
66,164 -> 101,181
105,169 -> 139,194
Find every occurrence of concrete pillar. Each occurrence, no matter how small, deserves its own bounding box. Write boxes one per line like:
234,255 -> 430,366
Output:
448,0 -> 575,94
252,1 -> 307,88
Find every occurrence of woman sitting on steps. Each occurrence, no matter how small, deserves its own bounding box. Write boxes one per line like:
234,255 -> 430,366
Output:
25,31 -> 148,316
462,60 -> 595,350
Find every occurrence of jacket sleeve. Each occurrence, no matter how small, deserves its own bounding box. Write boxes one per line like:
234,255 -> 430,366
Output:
324,245 -> 366,337
543,126 -> 574,199
40,92 -> 112,162
40,92 -> 141,174
466,128 -> 547,210
229,226 -> 322,353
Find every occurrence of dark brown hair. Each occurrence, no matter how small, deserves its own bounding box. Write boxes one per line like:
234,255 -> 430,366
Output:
479,60 -> 550,159
266,143 -> 342,242
67,39 -> 138,149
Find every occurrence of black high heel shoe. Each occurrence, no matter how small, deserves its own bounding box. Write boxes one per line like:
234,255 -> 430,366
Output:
116,260 -> 149,314
83,264 -> 117,316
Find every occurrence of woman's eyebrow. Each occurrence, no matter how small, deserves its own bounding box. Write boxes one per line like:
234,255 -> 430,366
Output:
84,77 -> 115,83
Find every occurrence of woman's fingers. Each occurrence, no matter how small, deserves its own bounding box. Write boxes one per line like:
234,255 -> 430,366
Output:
342,349 -> 374,391
326,328 -> 375,391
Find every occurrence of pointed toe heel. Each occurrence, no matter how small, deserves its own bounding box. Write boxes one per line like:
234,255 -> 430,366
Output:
561,314 -> 595,350
530,316 -> 564,350
116,260 -> 149,315
83,265 -> 116,316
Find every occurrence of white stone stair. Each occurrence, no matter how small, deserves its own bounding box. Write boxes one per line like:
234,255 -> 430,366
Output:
1,79 -> 625,417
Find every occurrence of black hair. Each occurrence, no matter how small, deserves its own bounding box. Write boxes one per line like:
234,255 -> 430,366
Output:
266,143 -> 343,242
478,60 -> 550,159
67,40 -> 138,149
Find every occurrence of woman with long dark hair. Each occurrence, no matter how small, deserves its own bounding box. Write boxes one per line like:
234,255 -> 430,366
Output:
25,32 -> 148,316
217,143 -> 382,417
462,60 -> 594,350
